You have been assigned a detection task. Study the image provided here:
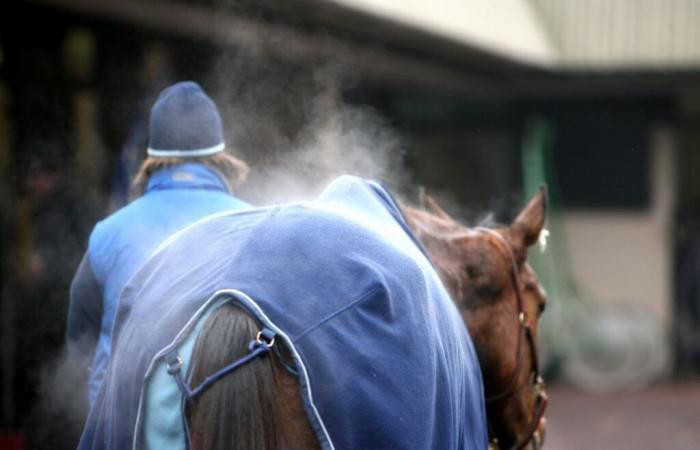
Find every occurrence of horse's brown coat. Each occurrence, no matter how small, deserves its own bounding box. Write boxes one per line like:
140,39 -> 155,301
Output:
403,188 -> 548,449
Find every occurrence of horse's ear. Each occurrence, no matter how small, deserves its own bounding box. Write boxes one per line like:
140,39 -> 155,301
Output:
512,184 -> 548,249
420,189 -> 456,224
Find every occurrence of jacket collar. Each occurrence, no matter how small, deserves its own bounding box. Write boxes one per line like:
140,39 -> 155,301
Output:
146,163 -> 230,194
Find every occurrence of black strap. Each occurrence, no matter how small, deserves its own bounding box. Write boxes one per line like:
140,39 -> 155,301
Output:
476,228 -> 548,450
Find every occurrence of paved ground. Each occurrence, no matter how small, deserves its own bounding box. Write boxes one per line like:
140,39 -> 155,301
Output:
3,383 -> 699,450
544,383 -> 700,450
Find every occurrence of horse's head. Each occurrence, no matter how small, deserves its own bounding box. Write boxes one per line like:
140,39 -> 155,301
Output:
404,188 -> 549,450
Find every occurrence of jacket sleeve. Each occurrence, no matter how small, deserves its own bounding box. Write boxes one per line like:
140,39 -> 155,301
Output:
66,252 -> 103,359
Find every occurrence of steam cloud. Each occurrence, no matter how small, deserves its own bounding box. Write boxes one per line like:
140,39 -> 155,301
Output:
208,57 -> 409,204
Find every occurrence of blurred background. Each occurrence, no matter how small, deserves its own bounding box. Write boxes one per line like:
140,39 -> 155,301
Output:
1,0 -> 700,449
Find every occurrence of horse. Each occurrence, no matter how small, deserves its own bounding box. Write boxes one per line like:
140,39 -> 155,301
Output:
402,188 -> 549,449
183,186 -> 549,450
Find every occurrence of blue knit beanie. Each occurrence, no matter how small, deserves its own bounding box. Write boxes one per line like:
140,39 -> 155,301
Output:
147,81 -> 225,157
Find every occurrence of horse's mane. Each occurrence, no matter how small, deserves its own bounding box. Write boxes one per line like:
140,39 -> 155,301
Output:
402,203 -> 506,243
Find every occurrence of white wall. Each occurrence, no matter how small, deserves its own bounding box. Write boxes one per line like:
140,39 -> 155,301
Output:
562,127 -> 675,323
535,0 -> 700,69
332,0 -> 700,70
329,0 -> 557,66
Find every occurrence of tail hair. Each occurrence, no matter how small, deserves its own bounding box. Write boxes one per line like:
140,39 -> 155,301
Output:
186,303 -> 283,450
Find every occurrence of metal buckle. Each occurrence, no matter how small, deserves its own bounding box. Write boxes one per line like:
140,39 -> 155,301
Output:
534,375 -> 546,397
166,355 -> 183,375
256,330 -> 275,349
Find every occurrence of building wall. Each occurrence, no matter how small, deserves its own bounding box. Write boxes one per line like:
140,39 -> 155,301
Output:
329,0 -> 700,71
535,0 -> 700,69
562,126 -> 675,323
329,0 -> 557,66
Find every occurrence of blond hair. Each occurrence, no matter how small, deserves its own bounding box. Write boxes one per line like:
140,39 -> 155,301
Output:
132,152 -> 249,197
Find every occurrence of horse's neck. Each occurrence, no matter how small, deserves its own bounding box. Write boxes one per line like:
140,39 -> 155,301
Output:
402,207 -> 466,302
404,206 -> 464,240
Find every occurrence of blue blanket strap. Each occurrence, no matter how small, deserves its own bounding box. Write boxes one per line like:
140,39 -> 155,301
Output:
165,328 -> 276,400
273,345 -> 300,378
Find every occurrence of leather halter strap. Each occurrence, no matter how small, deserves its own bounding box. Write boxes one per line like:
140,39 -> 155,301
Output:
475,228 -> 548,450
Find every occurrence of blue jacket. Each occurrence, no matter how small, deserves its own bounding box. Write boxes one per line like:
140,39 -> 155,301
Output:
66,163 -> 249,406
77,176 -> 487,450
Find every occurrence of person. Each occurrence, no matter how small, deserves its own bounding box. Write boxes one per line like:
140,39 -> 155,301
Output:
77,176 -> 487,450
66,81 -> 250,407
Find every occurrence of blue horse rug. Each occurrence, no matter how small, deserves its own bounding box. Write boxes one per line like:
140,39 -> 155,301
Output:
77,176 -> 487,450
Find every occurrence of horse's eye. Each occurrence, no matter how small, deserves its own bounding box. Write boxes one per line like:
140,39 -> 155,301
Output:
539,302 -> 546,314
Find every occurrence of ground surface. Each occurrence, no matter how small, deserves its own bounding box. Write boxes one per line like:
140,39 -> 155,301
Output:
544,383 -> 700,450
